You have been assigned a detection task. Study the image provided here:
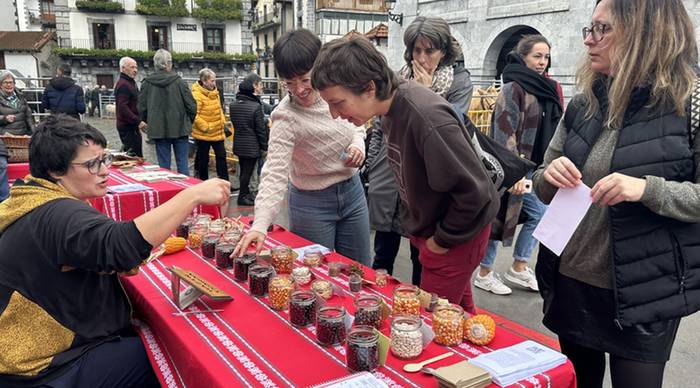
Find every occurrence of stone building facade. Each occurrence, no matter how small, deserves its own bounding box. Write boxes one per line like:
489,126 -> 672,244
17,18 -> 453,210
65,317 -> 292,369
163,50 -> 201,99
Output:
386,0 -> 700,98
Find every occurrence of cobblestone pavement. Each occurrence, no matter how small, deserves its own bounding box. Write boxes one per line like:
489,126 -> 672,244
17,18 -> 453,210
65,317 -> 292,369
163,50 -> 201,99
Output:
87,115 -> 699,388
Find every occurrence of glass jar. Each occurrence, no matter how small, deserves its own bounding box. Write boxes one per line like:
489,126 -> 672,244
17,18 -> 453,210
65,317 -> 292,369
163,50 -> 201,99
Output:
215,242 -> 235,269
249,264 -> 273,297
327,262 -> 343,277
222,229 -> 242,246
188,224 -> 208,249
289,290 -> 317,327
208,220 -> 225,236
291,267 -> 312,286
302,248 -> 323,267
269,275 -> 294,311
392,285 -> 421,317
233,254 -> 257,282
349,274 -> 362,293
176,217 -> 193,238
316,305 -> 347,346
390,315 -> 423,359
354,295 -> 382,329
271,245 -> 294,274
432,304 -> 464,346
374,269 -> 388,287
201,233 -> 220,260
311,279 -> 333,300
195,214 -> 212,226
346,326 -> 379,372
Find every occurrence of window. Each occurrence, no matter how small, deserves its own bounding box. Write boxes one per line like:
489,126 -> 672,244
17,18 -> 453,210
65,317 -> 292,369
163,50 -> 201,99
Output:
256,35 -> 260,51
92,23 -> 115,49
204,28 -> 224,52
147,25 -> 169,51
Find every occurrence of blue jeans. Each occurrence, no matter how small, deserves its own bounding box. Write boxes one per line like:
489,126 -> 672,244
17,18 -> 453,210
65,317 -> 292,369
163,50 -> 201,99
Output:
0,156 -> 8,202
481,191 -> 547,268
154,136 -> 189,175
288,174 -> 372,266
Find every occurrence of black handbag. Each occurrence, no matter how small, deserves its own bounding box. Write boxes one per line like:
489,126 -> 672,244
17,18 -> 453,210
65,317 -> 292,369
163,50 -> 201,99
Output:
461,114 -> 536,194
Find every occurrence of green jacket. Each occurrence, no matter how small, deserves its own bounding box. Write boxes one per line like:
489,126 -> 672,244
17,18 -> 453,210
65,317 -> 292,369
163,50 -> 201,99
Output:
138,70 -> 196,139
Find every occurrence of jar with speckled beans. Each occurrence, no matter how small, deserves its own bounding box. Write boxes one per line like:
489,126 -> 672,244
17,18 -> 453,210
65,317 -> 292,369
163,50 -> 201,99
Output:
432,303 -> 464,346
390,315 -> 423,359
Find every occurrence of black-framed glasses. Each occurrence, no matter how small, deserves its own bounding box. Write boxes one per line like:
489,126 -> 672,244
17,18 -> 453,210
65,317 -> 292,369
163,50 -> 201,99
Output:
582,23 -> 611,42
71,153 -> 113,174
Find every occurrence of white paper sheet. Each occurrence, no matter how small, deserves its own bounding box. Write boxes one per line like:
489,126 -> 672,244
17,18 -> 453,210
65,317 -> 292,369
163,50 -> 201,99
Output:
533,184 -> 593,256
107,183 -> 153,193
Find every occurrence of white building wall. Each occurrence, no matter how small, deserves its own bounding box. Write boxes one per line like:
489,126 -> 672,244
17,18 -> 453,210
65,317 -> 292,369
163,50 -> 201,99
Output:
4,53 -> 38,78
0,0 -> 17,30
67,10 -> 244,53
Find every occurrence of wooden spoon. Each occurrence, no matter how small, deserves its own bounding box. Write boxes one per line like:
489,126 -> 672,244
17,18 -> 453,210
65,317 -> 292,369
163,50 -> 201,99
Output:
403,352 -> 455,373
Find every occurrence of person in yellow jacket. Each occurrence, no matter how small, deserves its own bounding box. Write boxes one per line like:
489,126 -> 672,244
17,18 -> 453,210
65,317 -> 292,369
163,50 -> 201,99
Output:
191,68 -> 229,181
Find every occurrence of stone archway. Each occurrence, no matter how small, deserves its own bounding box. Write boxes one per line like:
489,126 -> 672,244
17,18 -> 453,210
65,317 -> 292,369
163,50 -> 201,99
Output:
482,25 -> 541,80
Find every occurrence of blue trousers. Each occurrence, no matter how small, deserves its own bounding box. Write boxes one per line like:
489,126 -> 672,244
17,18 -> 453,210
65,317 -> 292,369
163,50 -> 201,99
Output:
0,156 -> 8,202
288,174 -> 372,266
155,136 -> 189,175
42,336 -> 159,388
481,191 -> 547,267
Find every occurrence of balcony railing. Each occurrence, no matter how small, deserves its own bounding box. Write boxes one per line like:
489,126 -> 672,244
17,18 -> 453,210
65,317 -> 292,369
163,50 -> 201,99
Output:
316,0 -> 385,12
67,39 -> 246,54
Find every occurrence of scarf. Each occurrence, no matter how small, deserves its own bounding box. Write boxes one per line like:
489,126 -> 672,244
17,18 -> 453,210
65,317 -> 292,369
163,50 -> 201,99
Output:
236,89 -> 262,104
0,90 -> 20,110
399,64 -> 454,98
502,52 -> 563,165
0,176 -> 77,233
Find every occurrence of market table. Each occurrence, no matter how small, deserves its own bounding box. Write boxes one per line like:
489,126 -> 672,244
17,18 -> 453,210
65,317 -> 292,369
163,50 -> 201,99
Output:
122,219 -> 576,388
6,162 -> 220,220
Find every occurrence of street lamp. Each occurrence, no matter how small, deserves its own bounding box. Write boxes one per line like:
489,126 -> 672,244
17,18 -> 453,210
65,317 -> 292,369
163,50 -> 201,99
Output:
384,0 -> 403,26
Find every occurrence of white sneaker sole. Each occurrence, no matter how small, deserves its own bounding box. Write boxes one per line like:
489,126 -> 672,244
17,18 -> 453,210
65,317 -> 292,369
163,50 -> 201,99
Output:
504,273 -> 539,292
474,280 -> 512,295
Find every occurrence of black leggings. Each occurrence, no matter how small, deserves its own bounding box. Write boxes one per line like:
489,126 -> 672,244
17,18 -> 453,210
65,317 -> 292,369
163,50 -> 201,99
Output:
559,337 -> 667,388
195,140 -> 229,181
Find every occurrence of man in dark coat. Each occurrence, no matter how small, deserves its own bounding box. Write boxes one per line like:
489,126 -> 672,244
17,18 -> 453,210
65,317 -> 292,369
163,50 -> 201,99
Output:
115,57 -> 147,157
41,64 -> 86,120
138,49 -> 196,174
230,73 -> 268,206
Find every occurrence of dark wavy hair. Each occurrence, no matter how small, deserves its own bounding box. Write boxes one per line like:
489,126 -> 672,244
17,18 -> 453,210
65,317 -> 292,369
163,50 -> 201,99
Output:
29,114 -> 107,182
403,16 -> 462,68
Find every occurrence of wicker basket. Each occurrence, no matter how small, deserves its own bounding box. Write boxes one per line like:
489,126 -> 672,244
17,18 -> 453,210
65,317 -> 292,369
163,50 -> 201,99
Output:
1,135 -> 31,163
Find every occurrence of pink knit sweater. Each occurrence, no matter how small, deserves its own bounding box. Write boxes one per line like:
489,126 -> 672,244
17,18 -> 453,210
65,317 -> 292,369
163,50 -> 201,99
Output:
250,93 -> 366,233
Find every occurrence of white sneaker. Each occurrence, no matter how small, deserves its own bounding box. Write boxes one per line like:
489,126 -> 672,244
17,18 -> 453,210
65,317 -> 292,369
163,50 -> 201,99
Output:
474,271 -> 512,295
504,267 -> 539,291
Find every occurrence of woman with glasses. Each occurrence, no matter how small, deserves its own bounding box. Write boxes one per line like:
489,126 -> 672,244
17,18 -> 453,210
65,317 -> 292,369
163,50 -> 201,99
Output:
0,70 -> 34,201
474,35 -> 563,296
233,29 -> 371,266
0,114 -> 230,387
533,1 -> 700,387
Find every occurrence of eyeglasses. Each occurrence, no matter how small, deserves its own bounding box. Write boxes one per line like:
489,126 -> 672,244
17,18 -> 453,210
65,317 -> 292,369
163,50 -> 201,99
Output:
582,23 -> 612,42
1,80 -> 14,85
71,153 -> 114,174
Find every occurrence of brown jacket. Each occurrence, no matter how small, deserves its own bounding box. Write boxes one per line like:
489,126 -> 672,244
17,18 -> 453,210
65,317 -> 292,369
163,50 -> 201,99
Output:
381,80 -> 498,248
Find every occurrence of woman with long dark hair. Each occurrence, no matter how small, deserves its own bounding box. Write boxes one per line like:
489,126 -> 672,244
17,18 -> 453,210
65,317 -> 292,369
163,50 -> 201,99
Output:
474,35 -> 563,295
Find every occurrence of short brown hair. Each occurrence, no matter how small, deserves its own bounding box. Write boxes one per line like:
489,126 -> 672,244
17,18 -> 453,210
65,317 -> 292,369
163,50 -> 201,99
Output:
311,36 -> 399,101
273,29 -> 321,80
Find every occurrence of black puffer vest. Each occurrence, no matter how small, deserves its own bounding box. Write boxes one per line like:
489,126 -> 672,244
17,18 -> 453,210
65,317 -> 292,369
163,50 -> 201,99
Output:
563,92 -> 700,327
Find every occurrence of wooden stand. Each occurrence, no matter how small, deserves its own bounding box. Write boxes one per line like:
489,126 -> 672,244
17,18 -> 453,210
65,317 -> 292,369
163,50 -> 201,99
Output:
168,266 -> 232,309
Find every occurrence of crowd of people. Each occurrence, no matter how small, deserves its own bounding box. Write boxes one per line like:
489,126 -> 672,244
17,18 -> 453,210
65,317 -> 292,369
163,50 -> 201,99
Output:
0,0 -> 699,387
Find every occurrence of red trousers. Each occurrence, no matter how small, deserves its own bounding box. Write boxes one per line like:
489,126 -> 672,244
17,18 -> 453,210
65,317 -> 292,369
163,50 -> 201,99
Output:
411,225 -> 491,315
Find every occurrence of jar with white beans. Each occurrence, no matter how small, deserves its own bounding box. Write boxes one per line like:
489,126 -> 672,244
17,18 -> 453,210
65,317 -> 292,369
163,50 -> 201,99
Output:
390,315 -> 424,359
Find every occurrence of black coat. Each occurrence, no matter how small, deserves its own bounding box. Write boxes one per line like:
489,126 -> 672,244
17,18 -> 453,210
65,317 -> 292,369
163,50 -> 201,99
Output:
230,93 -> 268,158
41,77 -> 86,120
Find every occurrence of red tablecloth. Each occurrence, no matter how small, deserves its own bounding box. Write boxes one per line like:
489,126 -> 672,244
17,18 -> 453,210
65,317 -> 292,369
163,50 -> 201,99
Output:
123,219 -> 577,388
6,162 -> 220,220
